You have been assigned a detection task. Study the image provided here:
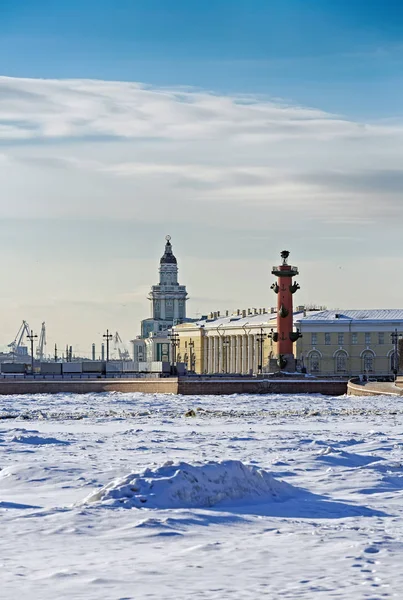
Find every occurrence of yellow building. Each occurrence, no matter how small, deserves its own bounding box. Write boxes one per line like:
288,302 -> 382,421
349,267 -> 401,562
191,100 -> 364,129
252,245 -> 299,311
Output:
175,308 -> 306,374
296,310 -> 403,377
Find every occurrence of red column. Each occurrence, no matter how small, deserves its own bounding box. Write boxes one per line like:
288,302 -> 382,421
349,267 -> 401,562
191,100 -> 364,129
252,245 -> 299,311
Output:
271,251 -> 300,367
277,267 -> 294,356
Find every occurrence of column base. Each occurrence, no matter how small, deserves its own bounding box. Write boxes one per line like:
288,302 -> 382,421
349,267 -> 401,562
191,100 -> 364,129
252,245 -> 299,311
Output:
269,354 -> 296,373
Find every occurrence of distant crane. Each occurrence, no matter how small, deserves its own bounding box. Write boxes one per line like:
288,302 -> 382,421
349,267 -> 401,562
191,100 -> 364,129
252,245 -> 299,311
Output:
113,332 -> 131,361
36,322 -> 47,361
8,320 -> 31,359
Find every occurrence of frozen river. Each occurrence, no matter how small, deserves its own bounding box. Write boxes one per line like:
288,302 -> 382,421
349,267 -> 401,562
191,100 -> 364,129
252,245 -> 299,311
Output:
0,392 -> 402,599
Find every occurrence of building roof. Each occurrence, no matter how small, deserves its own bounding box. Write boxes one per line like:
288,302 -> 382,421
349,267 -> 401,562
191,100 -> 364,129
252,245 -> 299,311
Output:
188,310 -> 318,330
160,237 -> 177,265
298,309 -> 403,322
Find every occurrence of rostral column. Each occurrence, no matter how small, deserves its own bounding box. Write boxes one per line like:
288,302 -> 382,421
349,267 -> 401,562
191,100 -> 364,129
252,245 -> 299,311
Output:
271,250 -> 301,370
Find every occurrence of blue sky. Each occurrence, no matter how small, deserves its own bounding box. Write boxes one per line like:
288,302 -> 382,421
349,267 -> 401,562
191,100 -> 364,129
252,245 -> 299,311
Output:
2,0 -> 403,117
1,1 -> 403,351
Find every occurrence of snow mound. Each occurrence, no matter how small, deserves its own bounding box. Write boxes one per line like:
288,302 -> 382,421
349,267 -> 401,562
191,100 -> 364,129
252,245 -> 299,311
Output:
10,434 -> 69,445
315,446 -> 382,467
82,460 -> 295,509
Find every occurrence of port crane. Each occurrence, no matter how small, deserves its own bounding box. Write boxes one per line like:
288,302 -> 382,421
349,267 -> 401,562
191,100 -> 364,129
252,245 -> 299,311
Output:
113,332 -> 131,361
36,322 -> 47,361
8,320 -> 31,358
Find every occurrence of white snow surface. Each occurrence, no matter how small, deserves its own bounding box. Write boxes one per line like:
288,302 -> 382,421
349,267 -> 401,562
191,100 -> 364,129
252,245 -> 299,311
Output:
83,459 -> 295,509
1,391 -> 403,599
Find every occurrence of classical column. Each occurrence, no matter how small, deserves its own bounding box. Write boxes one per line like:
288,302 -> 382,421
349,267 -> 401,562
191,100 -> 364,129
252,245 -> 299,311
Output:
229,336 -> 234,373
254,334 -> 258,373
242,335 -> 247,373
234,336 -> 238,373
203,337 -> 208,373
215,337 -> 219,373
248,335 -> 253,374
238,335 -> 243,373
218,336 -> 223,373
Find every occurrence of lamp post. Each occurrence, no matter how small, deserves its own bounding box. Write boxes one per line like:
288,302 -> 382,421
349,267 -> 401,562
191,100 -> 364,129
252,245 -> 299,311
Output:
223,336 -> 230,373
189,338 -> 195,373
391,329 -> 402,380
27,330 -> 38,372
256,328 -> 266,374
168,330 -> 180,374
103,329 -> 113,362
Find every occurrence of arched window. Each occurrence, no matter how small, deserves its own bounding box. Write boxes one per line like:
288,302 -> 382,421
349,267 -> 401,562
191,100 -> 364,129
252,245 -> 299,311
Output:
309,351 -> 321,373
362,351 -> 374,373
335,350 -> 348,373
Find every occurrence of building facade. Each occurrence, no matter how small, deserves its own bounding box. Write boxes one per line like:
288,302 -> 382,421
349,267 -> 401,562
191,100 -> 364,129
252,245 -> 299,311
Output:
297,310 -> 403,377
174,308 -> 308,374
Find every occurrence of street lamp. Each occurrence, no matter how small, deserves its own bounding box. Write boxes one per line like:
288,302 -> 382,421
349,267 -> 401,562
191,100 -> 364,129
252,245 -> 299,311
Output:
189,338 -> 195,373
103,329 -> 113,362
168,330 -> 180,374
391,329 -> 402,380
26,330 -> 38,372
256,327 -> 267,374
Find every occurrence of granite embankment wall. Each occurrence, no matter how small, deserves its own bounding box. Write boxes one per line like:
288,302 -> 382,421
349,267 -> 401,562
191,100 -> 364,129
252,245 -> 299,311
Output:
347,378 -> 402,396
0,378 -> 179,395
0,377 -> 347,396
179,378 -> 347,396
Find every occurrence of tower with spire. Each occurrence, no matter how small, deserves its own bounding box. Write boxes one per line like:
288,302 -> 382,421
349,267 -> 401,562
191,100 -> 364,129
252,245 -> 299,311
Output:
140,236 -> 188,338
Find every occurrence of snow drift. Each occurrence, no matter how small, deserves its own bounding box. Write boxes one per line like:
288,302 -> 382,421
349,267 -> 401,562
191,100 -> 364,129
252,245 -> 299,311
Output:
82,460 -> 296,509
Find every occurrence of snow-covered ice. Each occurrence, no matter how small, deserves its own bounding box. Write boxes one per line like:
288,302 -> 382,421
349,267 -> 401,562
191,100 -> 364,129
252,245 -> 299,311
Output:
0,391 -> 403,599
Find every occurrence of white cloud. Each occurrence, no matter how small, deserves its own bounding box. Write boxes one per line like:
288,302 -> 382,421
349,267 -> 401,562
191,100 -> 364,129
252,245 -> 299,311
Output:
0,76 -> 380,142
1,75 -> 402,227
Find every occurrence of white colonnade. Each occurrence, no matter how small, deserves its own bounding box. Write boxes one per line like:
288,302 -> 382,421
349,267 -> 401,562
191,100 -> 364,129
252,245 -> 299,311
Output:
203,333 -> 270,375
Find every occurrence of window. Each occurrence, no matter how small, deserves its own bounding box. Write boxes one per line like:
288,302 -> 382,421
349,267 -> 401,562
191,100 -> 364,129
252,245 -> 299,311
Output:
378,332 -> 384,345
311,333 -> 317,346
362,352 -> 374,372
335,351 -> 347,373
365,333 -> 371,346
352,333 -> 358,345
325,333 -> 331,345
309,352 -> 320,373
165,298 -> 174,318
338,333 -> 344,346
